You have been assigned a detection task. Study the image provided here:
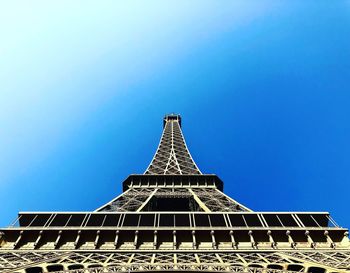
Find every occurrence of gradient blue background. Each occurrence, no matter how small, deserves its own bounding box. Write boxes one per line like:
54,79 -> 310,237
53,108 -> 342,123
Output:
1,1 -> 349,227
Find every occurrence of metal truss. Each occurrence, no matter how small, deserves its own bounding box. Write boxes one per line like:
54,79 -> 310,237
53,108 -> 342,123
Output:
28,265 -> 318,273
0,252 -> 68,271
1,251 -> 350,272
97,187 -> 249,212
1,115 -> 350,273
284,251 -> 350,269
191,188 -> 251,212
145,115 -> 201,175
97,188 -> 156,212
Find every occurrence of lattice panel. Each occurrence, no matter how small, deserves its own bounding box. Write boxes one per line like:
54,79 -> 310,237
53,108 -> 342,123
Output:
284,251 -> 350,270
191,188 -> 250,212
98,188 -> 155,212
0,252 -> 68,270
155,188 -> 191,197
132,253 -> 153,264
145,117 -> 201,175
197,253 -> 221,263
176,253 -> 197,263
4,251 -> 349,273
30,265 -> 331,273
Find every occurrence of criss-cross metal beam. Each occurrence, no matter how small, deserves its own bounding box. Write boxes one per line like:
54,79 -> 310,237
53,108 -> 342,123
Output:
145,115 -> 201,175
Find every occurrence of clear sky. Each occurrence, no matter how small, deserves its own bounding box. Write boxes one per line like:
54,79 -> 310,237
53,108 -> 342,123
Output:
0,1 -> 349,228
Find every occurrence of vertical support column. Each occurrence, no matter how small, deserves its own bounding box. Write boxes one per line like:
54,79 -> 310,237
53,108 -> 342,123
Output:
248,230 -> 257,249
114,230 -> 119,248
192,230 -> 197,249
267,230 -> 277,249
74,230 -> 81,249
211,230 -> 217,249
153,230 -> 158,249
54,230 -> 62,249
13,231 -> 23,249
229,230 -> 238,249
305,231 -> 316,248
173,230 -> 177,249
34,230 -> 43,249
324,231 -> 336,248
94,230 -> 100,249
286,230 -> 296,248
134,230 -> 139,248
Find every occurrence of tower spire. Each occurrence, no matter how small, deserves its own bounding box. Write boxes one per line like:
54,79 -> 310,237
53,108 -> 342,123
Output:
145,114 -> 201,175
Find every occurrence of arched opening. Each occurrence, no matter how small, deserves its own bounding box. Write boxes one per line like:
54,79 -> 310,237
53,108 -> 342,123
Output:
267,264 -> 283,270
308,267 -> 326,273
68,264 -> 84,270
288,264 -> 305,272
26,267 -> 43,273
47,265 -> 64,272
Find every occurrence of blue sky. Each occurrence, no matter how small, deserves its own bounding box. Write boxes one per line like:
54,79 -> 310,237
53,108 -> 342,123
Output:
0,1 -> 349,228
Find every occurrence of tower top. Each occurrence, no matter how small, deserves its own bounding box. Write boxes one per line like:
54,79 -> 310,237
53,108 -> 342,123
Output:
163,114 -> 181,128
146,114 -> 200,175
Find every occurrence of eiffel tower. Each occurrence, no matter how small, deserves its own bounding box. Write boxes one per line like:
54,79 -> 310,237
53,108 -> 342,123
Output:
0,114 -> 349,273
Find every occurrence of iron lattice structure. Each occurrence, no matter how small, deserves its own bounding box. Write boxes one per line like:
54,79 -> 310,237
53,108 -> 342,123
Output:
0,114 -> 349,273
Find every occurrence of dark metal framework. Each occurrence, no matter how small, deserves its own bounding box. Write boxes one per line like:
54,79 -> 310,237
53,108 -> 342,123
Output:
0,114 -> 349,273
145,115 -> 201,175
